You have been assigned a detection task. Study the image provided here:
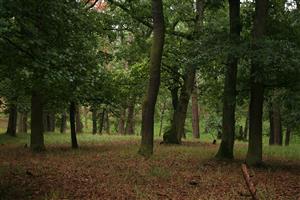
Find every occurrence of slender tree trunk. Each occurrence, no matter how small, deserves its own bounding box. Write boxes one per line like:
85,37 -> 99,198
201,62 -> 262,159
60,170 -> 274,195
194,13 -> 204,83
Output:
118,108 -> 126,135
216,0 -> 240,159
139,0 -> 165,156
191,87 -> 200,139
158,102 -> 166,137
92,109 -> 97,134
125,101 -> 135,135
70,102 -> 78,149
99,108 -> 106,134
285,127 -> 291,146
246,0 -> 268,166
60,112 -> 67,133
105,111 -> 110,134
6,104 -> 18,137
30,91 -> 45,151
269,104 -> 275,145
75,105 -> 83,133
47,113 -> 55,132
163,0 -> 203,144
243,112 -> 249,140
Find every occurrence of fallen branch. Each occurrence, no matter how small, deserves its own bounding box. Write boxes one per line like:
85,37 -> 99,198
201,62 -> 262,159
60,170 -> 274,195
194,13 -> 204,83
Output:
241,164 -> 258,200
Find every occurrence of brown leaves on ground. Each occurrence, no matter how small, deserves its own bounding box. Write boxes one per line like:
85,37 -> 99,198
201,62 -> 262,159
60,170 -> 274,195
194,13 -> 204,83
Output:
0,140 -> 299,200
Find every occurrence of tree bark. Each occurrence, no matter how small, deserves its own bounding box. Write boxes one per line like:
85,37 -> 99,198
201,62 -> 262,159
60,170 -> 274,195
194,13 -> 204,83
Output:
75,105 -> 83,133
92,108 -> 97,134
30,91 -> 45,151
60,112 -> 67,133
99,108 -> 106,134
47,113 -> 55,132
105,111 -> 110,134
243,112 -> 249,140
163,0 -> 203,144
139,0 -> 165,156
285,127 -> 291,146
216,0 -> 240,159
6,104 -> 18,137
269,104 -> 275,145
246,0 -> 268,166
18,112 -> 28,134
158,101 -> 166,137
70,102 -> 78,149
118,108 -> 126,135
191,87 -> 200,139
125,101 -> 135,135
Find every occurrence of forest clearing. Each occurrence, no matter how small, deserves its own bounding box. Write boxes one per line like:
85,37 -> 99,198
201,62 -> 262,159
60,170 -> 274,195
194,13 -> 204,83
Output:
1,0 -> 300,199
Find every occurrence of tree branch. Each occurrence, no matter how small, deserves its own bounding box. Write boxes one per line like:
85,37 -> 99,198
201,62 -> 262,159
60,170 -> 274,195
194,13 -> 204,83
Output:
106,0 -> 193,40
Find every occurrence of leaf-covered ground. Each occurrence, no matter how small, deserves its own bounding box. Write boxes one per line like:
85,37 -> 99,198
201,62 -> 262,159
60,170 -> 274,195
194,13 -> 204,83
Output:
0,135 -> 299,200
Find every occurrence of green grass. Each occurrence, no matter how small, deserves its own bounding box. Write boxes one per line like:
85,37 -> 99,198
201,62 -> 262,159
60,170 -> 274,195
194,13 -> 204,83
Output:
0,131 -> 299,161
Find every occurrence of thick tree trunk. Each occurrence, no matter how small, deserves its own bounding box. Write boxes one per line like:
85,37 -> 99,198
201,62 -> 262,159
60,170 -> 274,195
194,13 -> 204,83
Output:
139,0 -> 165,156
216,0 -> 240,159
30,91 -> 45,151
163,0 -> 203,144
125,101 -> 135,135
18,112 -> 28,134
6,104 -> 18,137
118,108 -> 126,135
246,0 -> 268,166
92,109 -> 97,134
60,112 -> 67,133
75,105 -> 83,133
285,127 -> 291,146
70,102 -> 78,149
191,87 -> 200,139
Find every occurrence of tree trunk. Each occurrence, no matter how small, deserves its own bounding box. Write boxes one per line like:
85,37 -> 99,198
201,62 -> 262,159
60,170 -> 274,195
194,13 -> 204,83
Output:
246,0 -> 268,166
60,112 -> 67,133
191,87 -> 200,139
18,112 -> 28,134
99,108 -> 106,134
158,102 -> 166,137
92,109 -> 97,134
125,101 -> 135,135
139,0 -> 165,156
70,102 -> 78,149
75,105 -> 83,133
6,104 -> 18,137
30,91 -> 45,151
118,108 -> 126,135
105,111 -> 110,134
216,0 -> 240,159
163,0 -> 203,144
269,104 -> 275,145
47,113 -> 55,132
285,127 -> 291,146
243,112 -> 249,140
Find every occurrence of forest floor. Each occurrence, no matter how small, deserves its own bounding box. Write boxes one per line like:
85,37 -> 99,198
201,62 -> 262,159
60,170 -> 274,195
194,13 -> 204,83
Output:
0,133 -> 299,200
